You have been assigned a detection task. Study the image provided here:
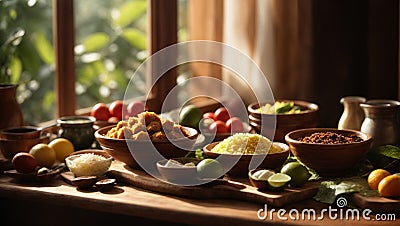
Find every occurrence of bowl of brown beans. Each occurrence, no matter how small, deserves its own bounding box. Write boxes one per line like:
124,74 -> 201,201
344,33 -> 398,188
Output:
285,128 -> 373,177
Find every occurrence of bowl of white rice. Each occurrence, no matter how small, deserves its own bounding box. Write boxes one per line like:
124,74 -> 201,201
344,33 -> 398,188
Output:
203,133 -> 289,177
65,152 -> 113,177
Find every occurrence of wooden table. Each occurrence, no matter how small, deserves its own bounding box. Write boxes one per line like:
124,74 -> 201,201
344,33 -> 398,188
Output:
0,160 -> 398,226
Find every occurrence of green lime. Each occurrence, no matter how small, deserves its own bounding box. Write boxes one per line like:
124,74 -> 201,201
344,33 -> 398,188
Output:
266,173 -> 291,191
280,162 -> 311,187
196,158 -> 224,179
179,105 -> 202,129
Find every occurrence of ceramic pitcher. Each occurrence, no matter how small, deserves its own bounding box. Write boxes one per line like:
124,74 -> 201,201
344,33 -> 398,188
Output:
0,84 -> 23,130
360,99 -> 400,148
338,96 -> 366,130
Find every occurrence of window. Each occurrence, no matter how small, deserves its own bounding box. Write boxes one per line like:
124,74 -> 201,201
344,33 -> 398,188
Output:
54,0 -> 179,118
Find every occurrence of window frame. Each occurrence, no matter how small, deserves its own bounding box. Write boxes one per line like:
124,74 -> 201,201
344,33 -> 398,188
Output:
52,0 -> 181,118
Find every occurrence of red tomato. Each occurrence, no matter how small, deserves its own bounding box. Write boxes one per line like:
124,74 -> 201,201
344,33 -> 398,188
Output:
214,107 -> 230,122
109,100 -> 124,120
203,112 -> 216,121
226,117 -> 244,133
209,120 -> 228,134
127,101 -> 146,117
91,103 -> 111,121
12,152 -> 37,174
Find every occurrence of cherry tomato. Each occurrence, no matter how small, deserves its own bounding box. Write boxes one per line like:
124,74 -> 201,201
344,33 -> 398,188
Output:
203,112 -> 216,121
214,107 -> 230,122
127,101 -> 146,117
226,117 -> 244,133
12,152 -> 37,174
91,103 -> 110,121
209,120 -> 229,134
109,100 -> 124,120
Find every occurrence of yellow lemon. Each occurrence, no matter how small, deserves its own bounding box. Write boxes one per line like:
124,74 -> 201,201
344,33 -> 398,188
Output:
29,143 -> 56,168
367,169 -> 391,190
48,138 -> 75,162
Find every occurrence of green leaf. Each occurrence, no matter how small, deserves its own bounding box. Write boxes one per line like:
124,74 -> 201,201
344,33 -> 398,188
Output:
17,40 -> 40,78
113,0 -> 147,28
314,177 -> 371,204
83,32 -> 110,52
43,91 -> 55,111
375,145 -> 400,159
122,28 -> 147,50
78,63 -> 100,86
32,31 -> 54,64
9,56 -> 22,84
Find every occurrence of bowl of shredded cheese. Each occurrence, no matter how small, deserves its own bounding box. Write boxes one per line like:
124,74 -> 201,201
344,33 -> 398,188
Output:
203,133 -> 289,177
65,153 -> 113,177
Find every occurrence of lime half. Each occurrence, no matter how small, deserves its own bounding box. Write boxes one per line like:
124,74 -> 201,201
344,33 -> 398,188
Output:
267,173 -> 291,190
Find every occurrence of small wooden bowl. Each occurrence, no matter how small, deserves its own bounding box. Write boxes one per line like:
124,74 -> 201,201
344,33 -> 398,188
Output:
203,141 -> 289,178
247,100 -> 319,142
285,128 -> 373,177
248,168 -> 273,190
0,133 -> 51,159
95,125 -> 199,169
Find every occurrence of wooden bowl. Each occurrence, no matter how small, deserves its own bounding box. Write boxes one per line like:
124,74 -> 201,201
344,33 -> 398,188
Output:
203,141 -> 289,177
95,125 -> 199,169
248,168 -> 278,190
0,133 -> 51,159
285,128 -> 373,177
247,100 -> 319,142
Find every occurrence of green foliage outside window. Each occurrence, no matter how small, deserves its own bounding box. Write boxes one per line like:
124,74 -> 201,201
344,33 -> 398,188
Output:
0,0 -> 147,125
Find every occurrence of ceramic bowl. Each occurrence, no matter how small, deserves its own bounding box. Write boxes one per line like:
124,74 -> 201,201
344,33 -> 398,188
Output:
203,141 -> 289,177
69,149 -> 113,159
65,153 -> 113,177
95,125 -> 199,169
247,100 -> 319,142
0,126 -> 42,140
156,157 -> 200,184
285,128 -> 373,177
0,133 -> 51,159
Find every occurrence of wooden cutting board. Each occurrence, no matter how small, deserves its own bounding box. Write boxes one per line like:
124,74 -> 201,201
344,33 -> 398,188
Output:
106,161 -> 320,207
351,193 -> 400,214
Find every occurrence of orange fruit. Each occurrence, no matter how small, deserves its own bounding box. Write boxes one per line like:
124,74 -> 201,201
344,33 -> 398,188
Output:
378,175 -> 400,198
367,169 -> 391,190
